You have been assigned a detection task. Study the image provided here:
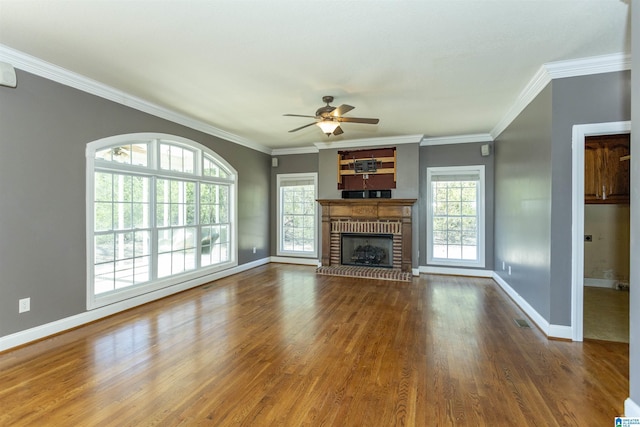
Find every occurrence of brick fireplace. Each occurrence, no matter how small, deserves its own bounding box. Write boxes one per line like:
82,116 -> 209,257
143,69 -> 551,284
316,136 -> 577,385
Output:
316,199 -> 416,281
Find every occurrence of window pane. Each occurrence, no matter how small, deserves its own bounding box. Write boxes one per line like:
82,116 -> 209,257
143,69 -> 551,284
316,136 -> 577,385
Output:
95,172 -> 113,201
278,178 -> 315,255
203,155 -> 229,178
91,137 -> 236,304
134,256 -> 150,283
183,149 -> 195,174
131,144 -> 149,167
95,234 -> 115,264
160,144 -> 171,170
433,216 -> 447,231
95,202 -> 113,231
95,144 -> 149,166
158,229 -> 172,253
429,170 -> 481,265
461,201 -> 476,216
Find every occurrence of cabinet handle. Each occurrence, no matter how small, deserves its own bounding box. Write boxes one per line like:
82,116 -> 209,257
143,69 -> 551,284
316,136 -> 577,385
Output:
602,185 -> 606,200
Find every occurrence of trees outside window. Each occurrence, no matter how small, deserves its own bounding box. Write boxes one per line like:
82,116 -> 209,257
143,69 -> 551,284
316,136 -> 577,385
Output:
277,173 -> 318,258
427,166 -> 485,268
87,134 -> 236,308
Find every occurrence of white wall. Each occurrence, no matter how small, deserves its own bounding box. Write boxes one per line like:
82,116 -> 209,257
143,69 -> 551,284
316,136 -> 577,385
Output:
584,204 -> 630,287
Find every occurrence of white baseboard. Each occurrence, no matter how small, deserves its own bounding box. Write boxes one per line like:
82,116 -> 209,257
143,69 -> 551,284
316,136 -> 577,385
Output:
491,272 -> 573,340
626,398 -> 640,417
0,257 -> 270,353
419,268 -> 572,339
270,256 -> 320,266
584,278 -> 617,288
547,325 -> 573,340
419,265 -> 494,278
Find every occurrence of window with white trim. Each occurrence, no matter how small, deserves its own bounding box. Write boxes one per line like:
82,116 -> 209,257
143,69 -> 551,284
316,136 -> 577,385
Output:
277,173 -> 318,258
426,166 -> 485,268
87,133 -> 237,308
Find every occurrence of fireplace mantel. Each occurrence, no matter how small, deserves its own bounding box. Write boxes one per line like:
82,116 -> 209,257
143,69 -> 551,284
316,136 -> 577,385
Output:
317,199 -> 416,273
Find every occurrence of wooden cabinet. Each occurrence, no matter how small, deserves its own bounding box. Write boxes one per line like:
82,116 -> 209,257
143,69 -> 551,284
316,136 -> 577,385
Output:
584,134 -> 630,204
337,147 -> 396,190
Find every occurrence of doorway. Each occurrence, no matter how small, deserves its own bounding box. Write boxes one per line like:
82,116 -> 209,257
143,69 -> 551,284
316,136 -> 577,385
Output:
571,121 -> 631,342
582,133 -> 630,342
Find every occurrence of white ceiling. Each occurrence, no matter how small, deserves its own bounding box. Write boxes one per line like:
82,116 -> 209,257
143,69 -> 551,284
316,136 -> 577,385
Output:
0,1 -> 631,152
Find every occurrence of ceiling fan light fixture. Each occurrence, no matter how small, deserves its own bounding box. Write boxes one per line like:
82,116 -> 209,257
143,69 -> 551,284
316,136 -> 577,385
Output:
316,120 -> 340,136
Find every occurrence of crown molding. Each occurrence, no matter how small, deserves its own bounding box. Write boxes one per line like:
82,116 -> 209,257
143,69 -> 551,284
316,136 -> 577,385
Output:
3,44 -> 630,153
421,133 -> 493,146
491,52 -> 631,139
490,64 -> 551,139
544,52 -> 631,79
271,146 -> 319,156
314,134 -> 423,150
0,44 -> 272,155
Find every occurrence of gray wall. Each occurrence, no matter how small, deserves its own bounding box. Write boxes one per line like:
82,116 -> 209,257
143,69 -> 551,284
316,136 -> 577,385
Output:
0,70 -> 271,337
494,70 -> 632,328
494,85 -> 553,321
629,0 -> 639,412
550,71 -> 631,325
419,142 -> 495,269
269,152 -> 319,255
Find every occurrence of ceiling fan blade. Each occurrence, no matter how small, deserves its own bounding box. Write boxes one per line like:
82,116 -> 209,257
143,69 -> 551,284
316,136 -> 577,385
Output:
333,126 -> 344,136
283,114 -> 317,118
288,122 -> 317,133
336,116 -> 380,124
331,104 -> 355,117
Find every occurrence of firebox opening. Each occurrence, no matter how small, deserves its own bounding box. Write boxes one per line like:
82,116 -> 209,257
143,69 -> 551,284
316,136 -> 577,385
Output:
341,233 -> 393,268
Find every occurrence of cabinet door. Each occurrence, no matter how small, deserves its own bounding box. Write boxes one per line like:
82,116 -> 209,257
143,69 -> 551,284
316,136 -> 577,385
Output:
584,139 -> 603,203
602,135 -> 630,203
584,134 -> 630,204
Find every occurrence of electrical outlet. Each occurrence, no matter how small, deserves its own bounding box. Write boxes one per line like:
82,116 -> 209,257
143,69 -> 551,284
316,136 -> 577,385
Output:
252,246 -> 257,254
502,261 -> 505,270
19,297 -> 30,313
508,266 -> 512,276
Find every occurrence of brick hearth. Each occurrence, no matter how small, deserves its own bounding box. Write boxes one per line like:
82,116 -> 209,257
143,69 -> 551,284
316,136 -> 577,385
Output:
317,199 -> 416,280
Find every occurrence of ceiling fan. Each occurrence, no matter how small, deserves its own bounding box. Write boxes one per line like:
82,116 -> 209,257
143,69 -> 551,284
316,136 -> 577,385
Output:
284,96 -> 380,137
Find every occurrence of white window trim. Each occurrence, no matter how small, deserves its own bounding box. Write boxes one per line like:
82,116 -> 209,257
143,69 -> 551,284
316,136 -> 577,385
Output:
426,165 -> 485,268
86,133 -> 238,309
276,172 -> 318,258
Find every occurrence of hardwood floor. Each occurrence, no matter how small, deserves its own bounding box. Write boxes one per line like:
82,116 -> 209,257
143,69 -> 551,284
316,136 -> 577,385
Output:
0,265 -> 628,426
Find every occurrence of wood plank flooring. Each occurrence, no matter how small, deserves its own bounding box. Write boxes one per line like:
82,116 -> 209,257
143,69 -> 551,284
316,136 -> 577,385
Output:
0,264 -> 629,426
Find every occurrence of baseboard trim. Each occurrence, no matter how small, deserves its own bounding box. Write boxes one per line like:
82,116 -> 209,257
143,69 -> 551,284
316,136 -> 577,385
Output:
625,398 -> 640,417
491,272 -> 573,340
419,265 -> 494,278
492,272 -> 550,334
547,325 -> 573,340
420,268 -> 572,339
270,256 -> 320,266
584,278 -> 618,289
0,258 -> 270,353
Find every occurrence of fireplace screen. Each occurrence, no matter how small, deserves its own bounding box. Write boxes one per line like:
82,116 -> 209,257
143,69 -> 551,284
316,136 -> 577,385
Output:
341,233 -> 393,268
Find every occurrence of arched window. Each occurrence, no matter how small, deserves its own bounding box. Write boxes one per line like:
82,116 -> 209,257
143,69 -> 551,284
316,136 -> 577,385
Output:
86,133 -> 237,308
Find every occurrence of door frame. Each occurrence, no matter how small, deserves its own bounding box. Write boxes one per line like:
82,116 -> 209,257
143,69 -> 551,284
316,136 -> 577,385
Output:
571,121 -> 631,341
